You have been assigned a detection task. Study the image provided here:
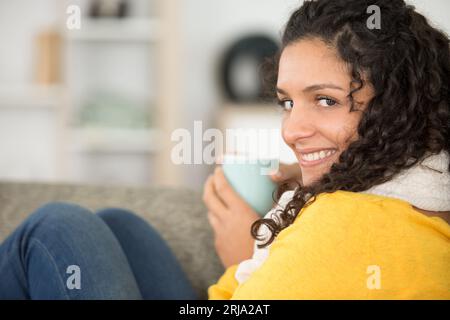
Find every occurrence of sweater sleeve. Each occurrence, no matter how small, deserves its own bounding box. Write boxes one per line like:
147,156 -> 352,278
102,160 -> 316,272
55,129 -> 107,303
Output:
207,264 -> 239,300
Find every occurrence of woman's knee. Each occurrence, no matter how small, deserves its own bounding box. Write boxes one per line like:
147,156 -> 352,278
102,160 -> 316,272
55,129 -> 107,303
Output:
97,208 -> 159,237
3,202 -> 110,262
97,208 -> 146,227
25,202 -> 101,235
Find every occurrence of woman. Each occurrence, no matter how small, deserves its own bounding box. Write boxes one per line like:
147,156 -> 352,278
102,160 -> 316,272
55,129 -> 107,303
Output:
206,0 -> 449,299
1,0 -> 449,299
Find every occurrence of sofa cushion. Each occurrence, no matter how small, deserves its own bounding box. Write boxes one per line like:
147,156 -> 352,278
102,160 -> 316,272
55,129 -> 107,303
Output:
0,181 -> 224,299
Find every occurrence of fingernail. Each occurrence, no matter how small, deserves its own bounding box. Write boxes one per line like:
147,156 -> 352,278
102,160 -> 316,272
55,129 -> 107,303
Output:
216,154 -> 224,164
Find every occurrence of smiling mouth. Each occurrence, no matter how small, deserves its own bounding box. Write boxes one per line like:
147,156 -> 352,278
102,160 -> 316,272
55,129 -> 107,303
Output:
296,148 -> 337,167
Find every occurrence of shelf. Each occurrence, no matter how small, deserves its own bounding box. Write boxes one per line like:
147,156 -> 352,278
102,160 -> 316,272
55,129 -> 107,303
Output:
70,127 -> 161,154
0,84 -> 66,109
66,18 -> 160,43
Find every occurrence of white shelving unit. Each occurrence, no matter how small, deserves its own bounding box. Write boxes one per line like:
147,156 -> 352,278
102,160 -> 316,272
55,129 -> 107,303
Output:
0,85 -> 68,182
0,85 -> 66,109
63,1 -> 163,185
70,127 -> 160,154
66,18 -> 161,42
0,0 -> 181,186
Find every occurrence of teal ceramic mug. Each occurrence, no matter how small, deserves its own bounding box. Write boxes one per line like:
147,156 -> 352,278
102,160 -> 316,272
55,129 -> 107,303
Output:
222,154 -> 279,216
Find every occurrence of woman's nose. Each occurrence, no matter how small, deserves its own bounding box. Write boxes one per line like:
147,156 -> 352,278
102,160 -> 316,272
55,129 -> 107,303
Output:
282,103 -> 315,145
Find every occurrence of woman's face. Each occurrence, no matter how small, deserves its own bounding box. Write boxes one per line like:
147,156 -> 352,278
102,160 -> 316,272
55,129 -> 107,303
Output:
277,38 -> 374,186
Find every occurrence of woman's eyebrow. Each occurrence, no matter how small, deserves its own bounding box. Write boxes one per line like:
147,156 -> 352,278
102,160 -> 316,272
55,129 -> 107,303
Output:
276,83 -> 344,95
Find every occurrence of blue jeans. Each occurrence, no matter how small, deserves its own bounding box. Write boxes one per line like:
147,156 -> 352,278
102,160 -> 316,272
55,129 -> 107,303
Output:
0,202 -> 199,300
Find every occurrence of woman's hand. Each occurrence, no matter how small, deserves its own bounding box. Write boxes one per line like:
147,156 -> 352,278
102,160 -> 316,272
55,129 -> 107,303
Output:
203,167 -> 260,269
269,162 -> 302,189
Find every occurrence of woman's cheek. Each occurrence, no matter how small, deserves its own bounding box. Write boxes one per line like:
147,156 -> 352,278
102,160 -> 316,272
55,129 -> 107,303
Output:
324,111 -> 361,149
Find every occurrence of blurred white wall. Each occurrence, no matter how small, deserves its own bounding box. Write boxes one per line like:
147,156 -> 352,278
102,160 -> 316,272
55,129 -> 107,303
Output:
409,0 -> 450,34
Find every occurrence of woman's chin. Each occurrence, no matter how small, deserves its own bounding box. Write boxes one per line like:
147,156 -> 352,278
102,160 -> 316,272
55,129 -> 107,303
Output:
300,169 -> 329,187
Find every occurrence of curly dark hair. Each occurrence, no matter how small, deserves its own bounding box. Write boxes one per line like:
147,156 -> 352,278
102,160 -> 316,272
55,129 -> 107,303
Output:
252,0 -> 450,248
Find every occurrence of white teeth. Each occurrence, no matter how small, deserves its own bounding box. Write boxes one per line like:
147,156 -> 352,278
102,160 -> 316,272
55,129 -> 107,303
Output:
301,149 -> 336,162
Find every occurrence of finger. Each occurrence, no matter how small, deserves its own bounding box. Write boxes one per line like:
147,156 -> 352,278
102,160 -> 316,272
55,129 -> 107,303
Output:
203,175 -> 228,219
215,153 -> 224,165
270,169 -> 285,182
213,166 -> 247,207
207,211 -> 221,231
269,162 -> 291,182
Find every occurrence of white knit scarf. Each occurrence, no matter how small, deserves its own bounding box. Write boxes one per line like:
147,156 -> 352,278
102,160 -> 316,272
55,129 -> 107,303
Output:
363,151 -> 450,211
234,150 -> 450,285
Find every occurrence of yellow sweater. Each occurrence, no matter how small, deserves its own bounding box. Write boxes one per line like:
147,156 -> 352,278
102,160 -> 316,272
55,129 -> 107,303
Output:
208,191 -> 450,299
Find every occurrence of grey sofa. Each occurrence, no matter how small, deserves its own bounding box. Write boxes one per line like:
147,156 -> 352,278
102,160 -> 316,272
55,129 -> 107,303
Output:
0,181 -> 224,300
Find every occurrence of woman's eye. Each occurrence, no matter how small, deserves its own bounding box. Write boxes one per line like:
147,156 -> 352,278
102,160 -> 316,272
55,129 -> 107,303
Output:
317,97 -> 337,107
277,99 -> 294,111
